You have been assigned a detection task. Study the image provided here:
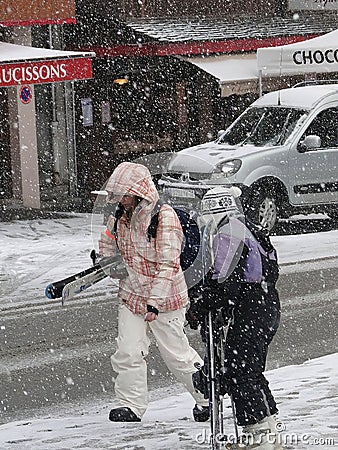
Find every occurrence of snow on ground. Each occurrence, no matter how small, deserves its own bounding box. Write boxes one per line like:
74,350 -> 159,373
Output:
0,353 -> 337,449
0,213 -> 111,307
0,213 -> 337,448
272,228 -> 338,265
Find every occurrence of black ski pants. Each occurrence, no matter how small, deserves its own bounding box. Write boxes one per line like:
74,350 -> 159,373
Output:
223,283 -> 281,426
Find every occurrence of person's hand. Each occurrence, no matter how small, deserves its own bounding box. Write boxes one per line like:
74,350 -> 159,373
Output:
185,289 -> 220,329
109,262 -> 127,280
110,269 -> 127,280
144,305 -> 159,322
186,296 -> 204,329
144,312 -> 157,322
201,286 -> 225,312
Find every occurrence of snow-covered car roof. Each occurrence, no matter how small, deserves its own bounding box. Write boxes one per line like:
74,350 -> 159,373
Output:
253,85 -> 338,110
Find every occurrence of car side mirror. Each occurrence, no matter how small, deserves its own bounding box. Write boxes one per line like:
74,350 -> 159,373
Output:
297,135 -> 321,153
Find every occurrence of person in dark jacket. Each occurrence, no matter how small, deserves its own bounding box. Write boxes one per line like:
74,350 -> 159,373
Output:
191,186 -> 282,450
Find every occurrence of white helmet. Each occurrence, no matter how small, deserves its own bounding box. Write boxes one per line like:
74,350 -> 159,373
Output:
201,186 -> 242,226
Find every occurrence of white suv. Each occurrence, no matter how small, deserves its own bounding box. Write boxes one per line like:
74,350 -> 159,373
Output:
167,84 -> 338,230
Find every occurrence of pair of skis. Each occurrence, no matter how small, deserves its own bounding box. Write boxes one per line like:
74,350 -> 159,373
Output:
199,218 -> 240,449
205,310 -> 238,450
45,253 -> 126,304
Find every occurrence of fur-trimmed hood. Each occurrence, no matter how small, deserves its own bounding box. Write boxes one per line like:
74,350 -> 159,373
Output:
105,162 -> 159,208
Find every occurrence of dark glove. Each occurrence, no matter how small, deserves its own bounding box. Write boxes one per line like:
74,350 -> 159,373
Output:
185,286 -> 224,330
200,285 -> 225,312
147,305 -> 159,316
186,298 -> 204,330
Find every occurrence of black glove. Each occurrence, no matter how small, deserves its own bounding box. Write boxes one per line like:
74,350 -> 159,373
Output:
185,286 -> 224,330
200,284 -> 225,312
147,305 -> 159,316
186,297 -> 204,330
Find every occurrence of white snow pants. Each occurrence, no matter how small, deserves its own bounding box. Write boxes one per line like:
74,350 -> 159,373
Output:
111,302 -> 208,418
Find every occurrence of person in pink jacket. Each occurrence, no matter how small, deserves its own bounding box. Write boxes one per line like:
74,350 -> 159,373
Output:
99,161 -> 208,422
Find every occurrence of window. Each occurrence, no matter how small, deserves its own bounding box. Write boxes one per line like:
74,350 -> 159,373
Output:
302,108 -> 338,149
219,106 -> 307,147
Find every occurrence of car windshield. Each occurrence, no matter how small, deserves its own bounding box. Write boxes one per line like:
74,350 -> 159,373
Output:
218,106 -> 307,147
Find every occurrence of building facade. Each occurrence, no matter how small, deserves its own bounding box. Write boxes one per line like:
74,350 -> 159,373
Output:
0,1 -> 93,215
1,0 -> 337,210
64,0 -> 337,197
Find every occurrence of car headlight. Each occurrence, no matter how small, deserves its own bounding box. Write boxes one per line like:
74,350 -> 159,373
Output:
213,159 -> 242,178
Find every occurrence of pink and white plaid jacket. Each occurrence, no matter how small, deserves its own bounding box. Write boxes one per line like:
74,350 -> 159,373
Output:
99,162 -> 188,315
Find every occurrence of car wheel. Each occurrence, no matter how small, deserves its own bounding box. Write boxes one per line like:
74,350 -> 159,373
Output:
247,191 -> 279,231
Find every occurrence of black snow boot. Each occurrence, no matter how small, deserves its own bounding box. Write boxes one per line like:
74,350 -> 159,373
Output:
109,407 -> 141,422
193,404 -> 210,422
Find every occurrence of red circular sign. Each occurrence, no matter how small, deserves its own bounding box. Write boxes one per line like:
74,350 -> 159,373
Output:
20,85 -> 33,104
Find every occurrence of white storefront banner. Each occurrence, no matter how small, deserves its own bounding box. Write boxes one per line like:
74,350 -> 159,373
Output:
257,29 -> 338,76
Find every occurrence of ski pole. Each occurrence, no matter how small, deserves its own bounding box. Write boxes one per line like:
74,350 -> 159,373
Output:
221,310 -> 240,446
230,395 -> 239,443
207,310 -> 220,449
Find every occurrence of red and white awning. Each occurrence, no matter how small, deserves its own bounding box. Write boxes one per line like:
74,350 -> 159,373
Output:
0,42 -> 95,87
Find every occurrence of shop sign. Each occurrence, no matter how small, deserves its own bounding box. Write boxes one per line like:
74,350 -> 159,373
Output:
19,85 -> 33,104
292,48 -> 338,65
0,58 -> 93,87
288,0 -> 338,10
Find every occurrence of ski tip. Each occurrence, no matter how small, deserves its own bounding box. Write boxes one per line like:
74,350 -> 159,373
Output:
45,284 -> 55,299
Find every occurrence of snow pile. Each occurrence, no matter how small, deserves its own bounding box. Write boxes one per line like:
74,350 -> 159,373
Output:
0,214 -> 337,449
0,353 -> 337,449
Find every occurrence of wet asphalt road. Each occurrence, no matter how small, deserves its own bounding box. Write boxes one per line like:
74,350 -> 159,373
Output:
0,257 -> 337,425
